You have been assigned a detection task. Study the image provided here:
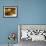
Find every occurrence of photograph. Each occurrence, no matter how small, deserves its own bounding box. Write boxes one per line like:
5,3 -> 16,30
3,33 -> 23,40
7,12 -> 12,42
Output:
18,24 -> 46,41
3,6 -> 17,17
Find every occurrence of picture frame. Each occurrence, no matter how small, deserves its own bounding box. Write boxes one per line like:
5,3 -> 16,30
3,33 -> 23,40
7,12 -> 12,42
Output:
18,24 -> 46,42
3,6 -> 17,18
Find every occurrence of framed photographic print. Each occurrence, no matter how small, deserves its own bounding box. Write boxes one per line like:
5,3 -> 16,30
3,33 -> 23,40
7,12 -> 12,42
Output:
3,6 -> 17,17
18,24 -> 46,42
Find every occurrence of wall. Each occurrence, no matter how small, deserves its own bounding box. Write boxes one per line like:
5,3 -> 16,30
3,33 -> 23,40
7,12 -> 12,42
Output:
18,0 -> 46,24
0,0 -> 18,44
0,0 -> 46,45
